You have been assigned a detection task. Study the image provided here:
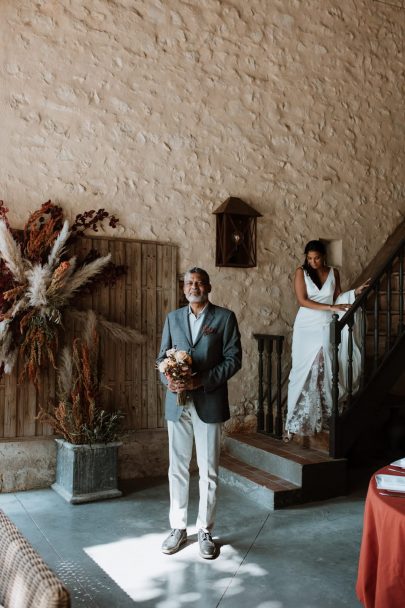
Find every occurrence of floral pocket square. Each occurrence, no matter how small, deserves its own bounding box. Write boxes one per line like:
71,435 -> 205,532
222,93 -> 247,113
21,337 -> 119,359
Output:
202,325 -> 217,335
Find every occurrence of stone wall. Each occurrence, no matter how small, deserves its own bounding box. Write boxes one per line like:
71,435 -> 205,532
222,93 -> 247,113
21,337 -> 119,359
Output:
1,0 -> 404,430
0,433 -> 172,491
0,440 -> 56,492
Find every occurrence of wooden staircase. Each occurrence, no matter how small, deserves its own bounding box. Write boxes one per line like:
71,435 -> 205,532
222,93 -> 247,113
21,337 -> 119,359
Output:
337,221 -> 405,458
365,266 -> 404,356
219,220 -> 405,508
219,434 -> 346,509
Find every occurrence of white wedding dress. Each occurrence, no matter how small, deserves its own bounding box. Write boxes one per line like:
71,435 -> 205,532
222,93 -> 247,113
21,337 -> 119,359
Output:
285,267 -> 361,436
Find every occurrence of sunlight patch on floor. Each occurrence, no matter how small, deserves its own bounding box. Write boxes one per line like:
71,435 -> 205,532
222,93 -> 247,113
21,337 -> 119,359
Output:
84,527 -> 268,603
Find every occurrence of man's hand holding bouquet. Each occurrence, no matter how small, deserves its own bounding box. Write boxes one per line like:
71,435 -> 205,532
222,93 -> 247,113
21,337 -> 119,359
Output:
158,347 -> 193,406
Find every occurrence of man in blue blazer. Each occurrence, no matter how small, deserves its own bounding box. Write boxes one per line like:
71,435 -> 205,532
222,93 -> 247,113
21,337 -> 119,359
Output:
157,267 -> 242,558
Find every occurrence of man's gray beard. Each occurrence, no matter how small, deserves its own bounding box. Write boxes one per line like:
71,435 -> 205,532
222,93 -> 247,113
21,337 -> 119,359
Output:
185,294 -> 208,303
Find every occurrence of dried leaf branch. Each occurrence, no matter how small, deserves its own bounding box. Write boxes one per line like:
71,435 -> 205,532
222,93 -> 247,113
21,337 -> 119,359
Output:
37,311 -> 124,444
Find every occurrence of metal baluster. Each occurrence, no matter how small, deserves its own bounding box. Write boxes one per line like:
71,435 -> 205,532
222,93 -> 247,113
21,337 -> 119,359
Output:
275,337 -> 284,438
373,281 -> 380,371
398,246 -> 404,334
360,301 -> 367,389
347,317 -> 354,407
386,266 -> 392,352
266,339 -> 274,433
329,314 -> 341,458
257,337 -> 264,431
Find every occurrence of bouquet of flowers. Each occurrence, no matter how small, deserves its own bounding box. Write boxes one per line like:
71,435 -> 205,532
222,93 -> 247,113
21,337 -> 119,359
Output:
158,347 -> 193,406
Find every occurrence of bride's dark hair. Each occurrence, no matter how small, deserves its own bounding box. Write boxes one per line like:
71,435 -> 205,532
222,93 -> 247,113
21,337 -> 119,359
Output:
302,240 -> 326,289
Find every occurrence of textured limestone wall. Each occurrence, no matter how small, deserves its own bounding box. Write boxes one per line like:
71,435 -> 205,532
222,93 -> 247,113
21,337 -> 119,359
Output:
0,433 -> 173,491
0,0 -> 404,429
119,430 -> 171,479
0,440 -> 56,491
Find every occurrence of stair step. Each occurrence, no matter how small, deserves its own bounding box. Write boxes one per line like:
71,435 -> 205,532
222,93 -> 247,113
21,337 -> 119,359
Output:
365,334 -> 398,352
366,329 -> 402,340
364,310 -> 403,332
224,433 -> 331,484
380,272 -> 405,290
366,329 -> 401,334
366,310 -> 402,315
388,393 -> 405,409
219,453 -> 301,509
220,433 -> 347,508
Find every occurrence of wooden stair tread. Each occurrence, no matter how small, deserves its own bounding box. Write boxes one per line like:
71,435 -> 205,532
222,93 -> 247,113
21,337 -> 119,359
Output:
220,453 -> 300,491
387,393 -> 405,407
365,309 -> 403,314
366,329 -> 397,338
226,433 -> 334,464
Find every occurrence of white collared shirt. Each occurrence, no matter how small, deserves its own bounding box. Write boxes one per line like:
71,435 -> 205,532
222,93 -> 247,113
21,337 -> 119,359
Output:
188,303 -> 208,344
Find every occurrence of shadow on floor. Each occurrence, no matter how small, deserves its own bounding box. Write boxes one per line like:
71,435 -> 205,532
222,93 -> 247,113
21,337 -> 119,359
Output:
0,473 -> 368,608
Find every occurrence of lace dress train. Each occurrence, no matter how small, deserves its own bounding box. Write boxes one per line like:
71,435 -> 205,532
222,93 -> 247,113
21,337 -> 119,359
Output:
285,268 -> 361,437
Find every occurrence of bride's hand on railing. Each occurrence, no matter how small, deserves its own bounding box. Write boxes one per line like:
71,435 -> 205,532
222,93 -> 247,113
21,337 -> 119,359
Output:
330,303 -> 351,312
355,278 -> 371,296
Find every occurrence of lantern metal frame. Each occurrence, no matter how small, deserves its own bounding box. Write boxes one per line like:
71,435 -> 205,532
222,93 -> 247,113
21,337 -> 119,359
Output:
213,197 -> 262,268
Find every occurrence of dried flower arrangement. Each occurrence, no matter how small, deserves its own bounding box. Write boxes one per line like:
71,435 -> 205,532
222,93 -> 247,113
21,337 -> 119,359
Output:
0,200 -> 144,387
157,347 -> 193,406
37,310 -> 124,444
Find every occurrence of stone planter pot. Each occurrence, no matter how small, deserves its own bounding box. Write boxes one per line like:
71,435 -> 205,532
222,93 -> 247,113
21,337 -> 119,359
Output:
52,439 -> 122,504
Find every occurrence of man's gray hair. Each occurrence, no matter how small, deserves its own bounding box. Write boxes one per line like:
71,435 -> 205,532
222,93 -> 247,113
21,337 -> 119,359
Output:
184,267 -> 210,284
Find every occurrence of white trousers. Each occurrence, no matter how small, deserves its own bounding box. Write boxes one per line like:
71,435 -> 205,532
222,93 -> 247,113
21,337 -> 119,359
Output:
167,404 -> 222,532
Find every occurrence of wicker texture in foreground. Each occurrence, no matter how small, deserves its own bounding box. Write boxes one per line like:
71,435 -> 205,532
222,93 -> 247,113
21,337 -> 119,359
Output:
0,510 -> 70,608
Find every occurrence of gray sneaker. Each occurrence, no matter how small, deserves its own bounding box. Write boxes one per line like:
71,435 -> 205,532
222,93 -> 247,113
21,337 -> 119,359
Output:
198,529 -> 216,559
161,529 -> 187,555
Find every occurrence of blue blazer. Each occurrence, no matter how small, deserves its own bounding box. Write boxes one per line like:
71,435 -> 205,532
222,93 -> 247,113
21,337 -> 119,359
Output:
157,302 -> 242,423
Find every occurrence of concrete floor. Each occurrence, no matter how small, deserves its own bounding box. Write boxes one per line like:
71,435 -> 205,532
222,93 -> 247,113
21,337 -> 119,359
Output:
0,475 -> 366,608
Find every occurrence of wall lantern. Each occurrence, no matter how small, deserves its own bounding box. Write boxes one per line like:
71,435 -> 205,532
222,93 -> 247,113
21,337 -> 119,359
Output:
213,197 -> 262,268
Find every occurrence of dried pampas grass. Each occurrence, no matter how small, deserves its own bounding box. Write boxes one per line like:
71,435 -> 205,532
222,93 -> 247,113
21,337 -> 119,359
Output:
65,308 -> 146,345
26,264 -> 52,308
60,254 -> 112,302
0,220 -> 25,283
47,219 -> 70,269
0,201 -> 140,388
57,346 -> 73,402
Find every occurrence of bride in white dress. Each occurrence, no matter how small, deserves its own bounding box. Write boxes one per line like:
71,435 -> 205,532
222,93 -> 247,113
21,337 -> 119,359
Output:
285,241 -> 369,438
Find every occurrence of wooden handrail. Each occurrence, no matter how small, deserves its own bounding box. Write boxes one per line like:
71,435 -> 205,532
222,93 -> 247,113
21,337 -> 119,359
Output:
335,237 -> 405,330
329,237 -> 405,458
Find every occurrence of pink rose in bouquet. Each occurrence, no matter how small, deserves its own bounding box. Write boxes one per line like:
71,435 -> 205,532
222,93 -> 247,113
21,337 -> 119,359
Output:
158,347 -> 193,405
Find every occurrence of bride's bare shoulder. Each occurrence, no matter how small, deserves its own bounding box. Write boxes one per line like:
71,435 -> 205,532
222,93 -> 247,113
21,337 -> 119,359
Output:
294,267 -> 305,281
